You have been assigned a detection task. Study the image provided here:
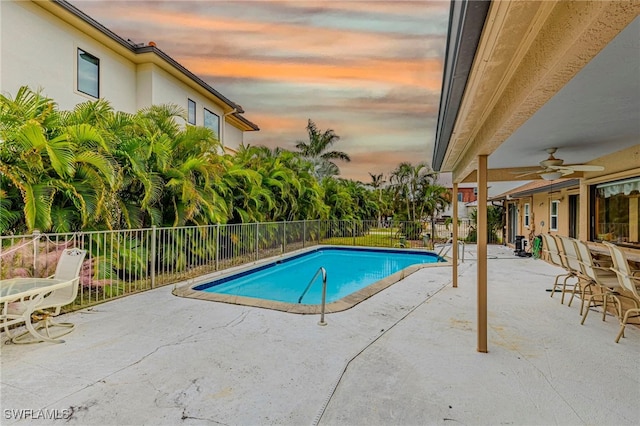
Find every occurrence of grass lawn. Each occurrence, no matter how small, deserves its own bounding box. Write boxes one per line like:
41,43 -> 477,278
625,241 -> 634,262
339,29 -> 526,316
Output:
322,228 -> 426,248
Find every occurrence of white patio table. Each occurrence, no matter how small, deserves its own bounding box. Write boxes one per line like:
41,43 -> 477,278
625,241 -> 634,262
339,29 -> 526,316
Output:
1,277 -> 74,343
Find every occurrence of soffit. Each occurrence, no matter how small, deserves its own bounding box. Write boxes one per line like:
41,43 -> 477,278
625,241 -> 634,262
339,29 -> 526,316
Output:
508,179 -> 579,199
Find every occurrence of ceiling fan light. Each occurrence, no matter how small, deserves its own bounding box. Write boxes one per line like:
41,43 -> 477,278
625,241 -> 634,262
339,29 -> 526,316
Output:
541,171 -> 563,181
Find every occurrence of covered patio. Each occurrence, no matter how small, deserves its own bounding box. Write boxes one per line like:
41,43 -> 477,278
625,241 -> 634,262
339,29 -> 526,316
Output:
434,1 -> 639,352
1,244 -> 638,425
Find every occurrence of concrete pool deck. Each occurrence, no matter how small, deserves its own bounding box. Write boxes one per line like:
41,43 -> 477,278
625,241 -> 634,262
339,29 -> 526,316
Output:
1,244 -> 638,425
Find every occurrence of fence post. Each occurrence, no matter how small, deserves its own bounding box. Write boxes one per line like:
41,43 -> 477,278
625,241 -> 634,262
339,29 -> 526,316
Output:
303,220 -> 306,248
151,226 -> 156,288
352,220 -> 356,246
283,221 -> 286,254
216,224 -> 220,270
32,229 -> 40,276
256,222 -> 260,261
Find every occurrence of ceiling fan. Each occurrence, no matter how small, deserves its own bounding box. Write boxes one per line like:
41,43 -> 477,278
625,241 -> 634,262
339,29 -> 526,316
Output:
515,148 -> 604,180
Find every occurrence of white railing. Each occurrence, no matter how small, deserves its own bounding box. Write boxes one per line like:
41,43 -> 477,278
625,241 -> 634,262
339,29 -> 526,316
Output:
0,219 -> 495,311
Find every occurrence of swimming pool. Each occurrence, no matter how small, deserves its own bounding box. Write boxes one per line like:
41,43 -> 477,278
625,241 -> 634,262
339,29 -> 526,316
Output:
175,246 -> 448,313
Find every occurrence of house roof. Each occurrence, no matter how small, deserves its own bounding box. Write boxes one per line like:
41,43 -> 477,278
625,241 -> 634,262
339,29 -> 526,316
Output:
48,0 -> 259,131
432,0 -> 491,172
491,178 -> 579,200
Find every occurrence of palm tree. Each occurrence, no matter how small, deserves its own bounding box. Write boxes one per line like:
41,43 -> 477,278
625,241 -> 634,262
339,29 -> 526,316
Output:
0,87 -> 117,232
137,105 -> 230,226
421,184 -> 451,240
321,178 -> 356,221
343,179 -> 378,221
388,162 -> 415,221
234,145 -> 295,222
369,172 -> 385,225
0,87 -> 63,232
295,119 -> 350,179
59,100 -> 120,230
0,188 -> 22,233
388,162 -> 440,222
233,145 -> 328,222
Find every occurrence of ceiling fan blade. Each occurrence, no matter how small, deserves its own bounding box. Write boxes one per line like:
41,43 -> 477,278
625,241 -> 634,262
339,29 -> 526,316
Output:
548,164 -> 604,172
559,168 -> 576,176
563,164 -> 605,172
511,170 -> 540,178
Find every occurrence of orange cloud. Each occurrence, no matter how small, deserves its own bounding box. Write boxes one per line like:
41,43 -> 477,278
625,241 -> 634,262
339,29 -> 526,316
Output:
181,56 -> 442,90
341,149 -> 433,181
243,113 -> 301,133
276,0 -> 450,16
89,4 -> 445,62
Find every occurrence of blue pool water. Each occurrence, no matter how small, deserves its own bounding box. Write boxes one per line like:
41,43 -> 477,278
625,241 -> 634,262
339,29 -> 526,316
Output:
194,247 -> 442,304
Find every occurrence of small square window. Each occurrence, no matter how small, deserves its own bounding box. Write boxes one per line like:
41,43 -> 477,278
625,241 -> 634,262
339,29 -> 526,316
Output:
187,99 -> 196,125
524,203 -> 530,228
77,48 -> 99,98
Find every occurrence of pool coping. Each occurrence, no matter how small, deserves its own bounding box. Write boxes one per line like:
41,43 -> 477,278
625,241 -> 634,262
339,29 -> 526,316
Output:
172,245 -> 452,314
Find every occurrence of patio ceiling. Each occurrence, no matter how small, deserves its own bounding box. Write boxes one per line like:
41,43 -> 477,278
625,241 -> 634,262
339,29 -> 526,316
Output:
432,1 -> 640,183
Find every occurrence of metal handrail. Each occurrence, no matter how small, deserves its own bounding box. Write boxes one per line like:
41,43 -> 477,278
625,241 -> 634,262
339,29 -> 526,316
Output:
437,238 -> 465,262
298,266 -> 328,326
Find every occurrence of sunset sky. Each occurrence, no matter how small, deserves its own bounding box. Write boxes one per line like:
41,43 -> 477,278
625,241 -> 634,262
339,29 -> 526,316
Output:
72,0 -> 451,182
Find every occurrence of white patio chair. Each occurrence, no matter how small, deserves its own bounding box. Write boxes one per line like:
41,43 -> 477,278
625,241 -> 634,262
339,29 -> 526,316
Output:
6,248 -> 86,344
542,234 -> 577,303
571,238 -> 620,319
550,235 -> 584,305
603,242 -> 640,343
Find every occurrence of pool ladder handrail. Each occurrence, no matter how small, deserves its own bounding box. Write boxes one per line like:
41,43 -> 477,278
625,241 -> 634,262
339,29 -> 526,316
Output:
298,266 -> 328,326
436,238 -> 465,262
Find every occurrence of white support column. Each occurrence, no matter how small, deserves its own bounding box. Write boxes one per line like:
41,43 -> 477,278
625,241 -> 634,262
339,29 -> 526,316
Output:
579,181 -> 589,241
477,155 -> 488,353
452,183 -> 458,288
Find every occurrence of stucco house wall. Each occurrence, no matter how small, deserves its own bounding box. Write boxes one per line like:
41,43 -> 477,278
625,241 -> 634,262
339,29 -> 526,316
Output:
146,64 -> 225,133
505,183 -> 579,249
223,124 -> 244,152
0,0 -> 258,149
1,0 -> 138,112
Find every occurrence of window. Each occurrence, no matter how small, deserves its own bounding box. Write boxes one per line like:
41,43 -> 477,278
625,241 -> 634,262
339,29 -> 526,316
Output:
524,203 -> 530,228
457,192 -> 463,202
77,48 -> 99,98
187,99 -> 196,125
203,108 -> 220,140
593,177 -> 640,247
550,200 -> 559,231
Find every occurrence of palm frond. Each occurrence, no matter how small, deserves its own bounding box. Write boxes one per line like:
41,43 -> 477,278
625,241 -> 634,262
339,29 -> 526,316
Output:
24,183 -> 54,232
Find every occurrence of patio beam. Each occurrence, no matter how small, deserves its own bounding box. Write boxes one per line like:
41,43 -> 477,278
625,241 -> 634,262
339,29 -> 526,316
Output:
477,155 -> 488,353
460,168 -> 584,183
